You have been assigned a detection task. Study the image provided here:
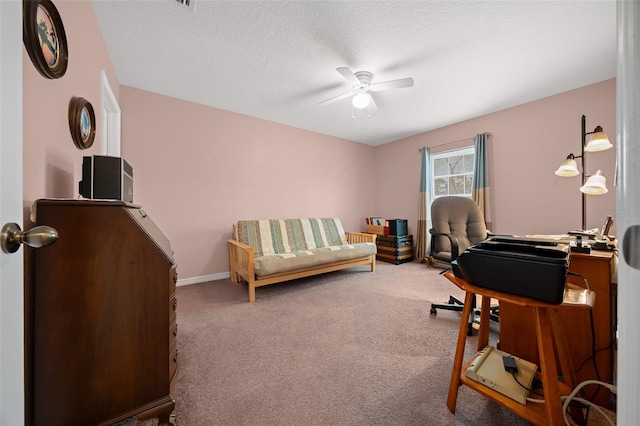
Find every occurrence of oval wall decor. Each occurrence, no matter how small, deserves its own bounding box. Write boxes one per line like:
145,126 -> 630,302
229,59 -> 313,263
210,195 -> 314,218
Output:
23,0 -> 69,79
68,97 -> 96,150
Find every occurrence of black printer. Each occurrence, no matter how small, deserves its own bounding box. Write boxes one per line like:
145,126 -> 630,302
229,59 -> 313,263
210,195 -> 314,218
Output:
453,236 -> 570,304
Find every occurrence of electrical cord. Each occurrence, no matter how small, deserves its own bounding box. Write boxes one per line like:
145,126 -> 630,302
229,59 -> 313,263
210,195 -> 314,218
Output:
513,372 -> 591,422
568,397 -> 614,426
574,336 -> 617,373
567,271 -> 607,402
524,384 -> 614,426
585,310 -> 603,402
510,371 -> 545,398
562,380 -> 617,426
573,253 -> 619,375
516,273 -> 614,424
567,271 -> 590,290
525,397 -> 590,425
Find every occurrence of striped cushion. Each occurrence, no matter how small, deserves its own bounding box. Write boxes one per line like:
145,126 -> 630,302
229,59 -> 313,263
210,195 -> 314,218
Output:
236,219 -> 348,257
254,242 -> 377,276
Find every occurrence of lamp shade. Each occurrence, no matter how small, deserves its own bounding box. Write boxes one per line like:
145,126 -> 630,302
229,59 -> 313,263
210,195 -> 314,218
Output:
580,169 -> 608,195
352,92 -> 370,109
555,155 -> 580,177
584,127 -> 612,152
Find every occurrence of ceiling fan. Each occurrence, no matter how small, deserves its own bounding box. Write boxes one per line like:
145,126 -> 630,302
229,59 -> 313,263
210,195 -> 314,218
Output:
319,67 -> 414,117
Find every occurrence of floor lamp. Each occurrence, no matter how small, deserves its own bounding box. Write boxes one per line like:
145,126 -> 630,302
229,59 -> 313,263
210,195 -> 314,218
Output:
555,115 -> 612,231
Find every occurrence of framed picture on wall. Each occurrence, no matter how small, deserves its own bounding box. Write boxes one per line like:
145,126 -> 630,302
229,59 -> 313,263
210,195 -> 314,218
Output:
23,0 -> 68,79
68,97 -> 96,150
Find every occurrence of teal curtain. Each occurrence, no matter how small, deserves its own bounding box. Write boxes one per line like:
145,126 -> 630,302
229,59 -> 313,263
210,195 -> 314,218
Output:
472,133 -> 489,223
416,147 -> 432,263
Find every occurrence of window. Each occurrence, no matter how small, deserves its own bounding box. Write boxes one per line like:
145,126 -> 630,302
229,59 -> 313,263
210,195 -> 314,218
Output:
432,147 -> 475,198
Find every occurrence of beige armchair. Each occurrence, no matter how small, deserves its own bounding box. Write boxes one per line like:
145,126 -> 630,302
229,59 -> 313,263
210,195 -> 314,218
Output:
428,196 -> 496,334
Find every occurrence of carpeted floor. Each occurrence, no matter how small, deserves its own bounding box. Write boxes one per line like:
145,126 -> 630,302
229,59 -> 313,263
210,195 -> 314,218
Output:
171,261 -> 614,426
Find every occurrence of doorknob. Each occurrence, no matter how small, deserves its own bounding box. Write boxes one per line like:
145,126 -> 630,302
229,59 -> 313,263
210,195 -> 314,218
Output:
1,222 -> 59,254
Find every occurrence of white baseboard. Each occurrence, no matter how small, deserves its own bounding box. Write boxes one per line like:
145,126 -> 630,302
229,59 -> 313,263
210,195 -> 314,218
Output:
177,272 -> 231,287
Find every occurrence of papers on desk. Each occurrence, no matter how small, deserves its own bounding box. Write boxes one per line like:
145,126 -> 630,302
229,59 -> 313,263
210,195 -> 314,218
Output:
524,234 -> 572,243
568,229 -> 601,240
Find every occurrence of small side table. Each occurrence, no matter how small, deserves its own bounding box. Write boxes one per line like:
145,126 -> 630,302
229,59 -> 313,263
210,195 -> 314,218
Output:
442,271 -> 595,426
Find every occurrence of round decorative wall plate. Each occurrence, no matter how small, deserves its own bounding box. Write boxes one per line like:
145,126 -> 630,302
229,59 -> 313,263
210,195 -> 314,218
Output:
68,97 -> 96,150
23,0 -> 68,79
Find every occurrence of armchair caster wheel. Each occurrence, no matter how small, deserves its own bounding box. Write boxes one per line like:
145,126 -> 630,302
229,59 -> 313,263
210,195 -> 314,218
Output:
430,305 -> 437,315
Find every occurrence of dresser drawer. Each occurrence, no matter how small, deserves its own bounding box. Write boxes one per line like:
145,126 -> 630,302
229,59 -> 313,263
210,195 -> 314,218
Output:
377,245 -> 413,256
169,320 -> 178,379
169,345 -> 178,381
169,295 -> 177,325
169,266 -> 177,296
376,235 -> 413,248
377,252 -> 414,264
170,321 -> 178,350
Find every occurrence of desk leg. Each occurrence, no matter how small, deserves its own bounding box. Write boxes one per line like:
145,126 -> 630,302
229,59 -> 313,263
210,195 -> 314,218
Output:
447,290 -> 477,414
535,307 -> 564,426
477,296 -> 491,351
550,309 -> 585,424
549,310 -> 577,391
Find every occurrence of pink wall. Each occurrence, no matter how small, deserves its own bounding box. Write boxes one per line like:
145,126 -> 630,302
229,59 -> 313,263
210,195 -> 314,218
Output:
375,79 -> 616,238
21,1 -> 616,281
23,0 -> 119,215
119,87 -> 376,280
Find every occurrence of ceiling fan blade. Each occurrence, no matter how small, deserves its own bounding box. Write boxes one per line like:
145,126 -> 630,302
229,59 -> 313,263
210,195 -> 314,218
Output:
367,94 -> 379,114
318,90 -> 355,105
370,77 -> 414,92
336,67 -> 361,85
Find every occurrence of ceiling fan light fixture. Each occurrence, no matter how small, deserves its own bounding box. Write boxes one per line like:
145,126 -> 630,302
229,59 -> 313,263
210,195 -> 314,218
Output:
320,67 -> 413,115
352,92 -> 370,109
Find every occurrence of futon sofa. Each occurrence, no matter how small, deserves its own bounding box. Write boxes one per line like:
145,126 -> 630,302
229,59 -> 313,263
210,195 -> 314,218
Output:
228,218 -> 377,302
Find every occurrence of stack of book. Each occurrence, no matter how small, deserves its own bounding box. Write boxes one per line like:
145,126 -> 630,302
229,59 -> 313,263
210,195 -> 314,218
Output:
366,217 -> 388,236
365,217 -> 385,226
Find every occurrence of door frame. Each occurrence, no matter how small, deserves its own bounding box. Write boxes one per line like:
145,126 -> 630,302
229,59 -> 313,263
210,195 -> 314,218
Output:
101,70 -> 121,156
0,1 -> 25,424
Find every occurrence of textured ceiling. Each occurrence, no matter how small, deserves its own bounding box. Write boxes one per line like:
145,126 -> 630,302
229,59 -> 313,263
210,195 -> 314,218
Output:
92,0 -> 617,146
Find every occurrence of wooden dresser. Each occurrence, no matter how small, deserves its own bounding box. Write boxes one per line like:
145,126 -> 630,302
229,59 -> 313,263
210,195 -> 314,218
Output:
27,199 -> 178,425
498,249 -> 616,408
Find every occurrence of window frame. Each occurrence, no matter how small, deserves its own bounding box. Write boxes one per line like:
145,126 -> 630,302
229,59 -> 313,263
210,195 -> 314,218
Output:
431,146 -> 475,199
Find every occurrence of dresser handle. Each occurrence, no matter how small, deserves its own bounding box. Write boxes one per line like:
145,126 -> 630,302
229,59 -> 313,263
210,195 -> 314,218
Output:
173,299 -> 178,310
173,274 -> 178,284
173,350 -> 178,363
173,325 -> 178,337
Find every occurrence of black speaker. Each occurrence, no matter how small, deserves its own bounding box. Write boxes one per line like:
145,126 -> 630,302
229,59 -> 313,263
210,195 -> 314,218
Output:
79,155 -> 133,202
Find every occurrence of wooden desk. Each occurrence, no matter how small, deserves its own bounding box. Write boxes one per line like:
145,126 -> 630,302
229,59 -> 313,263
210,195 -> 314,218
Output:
28,200 -> 178,425
444,271 -> 595,426
498,249 -> 616,408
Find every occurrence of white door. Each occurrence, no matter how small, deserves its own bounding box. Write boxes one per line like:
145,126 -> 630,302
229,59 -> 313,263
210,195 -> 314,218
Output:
0,1 -> 25,424
617,1 -> 640,422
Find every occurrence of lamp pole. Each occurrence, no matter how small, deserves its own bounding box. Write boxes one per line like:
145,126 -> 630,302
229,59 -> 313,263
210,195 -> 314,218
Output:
557,115 -> 609,231
581,115 -> 587,231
